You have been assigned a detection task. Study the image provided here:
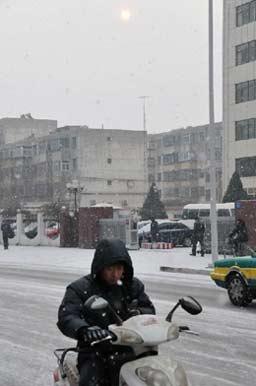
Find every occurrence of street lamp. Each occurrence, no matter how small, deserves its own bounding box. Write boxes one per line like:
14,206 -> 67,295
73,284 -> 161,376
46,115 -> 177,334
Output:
66,180 -> 84,213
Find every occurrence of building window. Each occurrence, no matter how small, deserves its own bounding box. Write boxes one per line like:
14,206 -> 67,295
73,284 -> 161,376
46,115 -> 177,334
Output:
179,151 -> 191,162
90,200 -> 96,206
163,153 -> 178,165
236,40 -> 256,66
183,134 -> 190,144
49,138 -> 59,152
71,137 -> 77,148
107,180 -> 112,185
199,132 -> 205,142
215,149 -> 222,161
163,135 -> 174,146
107,136 -> 112,141
107,158 -> 112,164
61,161 -> 69,171
60,137 -> 70,148
236,2 -> 252,27
236,156 -> 256,177
157,173 -> 161,182
235,118 -> 256,140
235,79 -> 256,103
72,158 -> 77,170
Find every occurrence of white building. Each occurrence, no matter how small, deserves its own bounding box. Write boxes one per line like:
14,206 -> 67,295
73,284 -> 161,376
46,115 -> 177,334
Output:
0,126 -> 147,211
223,0 -> 256,197
77,127 -> 147,209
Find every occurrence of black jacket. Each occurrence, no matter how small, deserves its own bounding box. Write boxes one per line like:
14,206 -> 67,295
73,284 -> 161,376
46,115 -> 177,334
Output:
193,220 -> 205,239
1,221 -> 12,237
229,222 -> 248,243
150,220 -> 158,238
57,239 -> 155,341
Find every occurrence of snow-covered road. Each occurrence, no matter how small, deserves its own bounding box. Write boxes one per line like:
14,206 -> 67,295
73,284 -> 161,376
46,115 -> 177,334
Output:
0,246 -> 255,385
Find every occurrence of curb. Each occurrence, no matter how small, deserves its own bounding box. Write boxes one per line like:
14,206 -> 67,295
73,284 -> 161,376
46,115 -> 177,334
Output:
160,266 -> 211,276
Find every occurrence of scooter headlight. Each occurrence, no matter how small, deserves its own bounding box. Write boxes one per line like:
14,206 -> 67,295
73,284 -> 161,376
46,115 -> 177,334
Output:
136,366 -> 171,386
120,329 -> 143,344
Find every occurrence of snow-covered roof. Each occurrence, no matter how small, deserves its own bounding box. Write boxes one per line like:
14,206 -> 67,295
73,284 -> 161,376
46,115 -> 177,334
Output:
90,202 -> 122,209
183,203 -> 234,210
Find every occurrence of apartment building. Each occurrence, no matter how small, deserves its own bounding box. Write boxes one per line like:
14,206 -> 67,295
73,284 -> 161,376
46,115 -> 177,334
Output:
0,114 -> 57,145
223,0 -> 256,197
148,123 -> 223,217
0,126 -> 146,210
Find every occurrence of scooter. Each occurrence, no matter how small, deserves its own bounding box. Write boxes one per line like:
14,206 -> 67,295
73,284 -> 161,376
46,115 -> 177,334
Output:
53,295 -> 202,386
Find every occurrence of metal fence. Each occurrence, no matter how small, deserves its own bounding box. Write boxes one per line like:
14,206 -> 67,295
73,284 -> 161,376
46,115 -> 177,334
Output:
204,217 -> 236,254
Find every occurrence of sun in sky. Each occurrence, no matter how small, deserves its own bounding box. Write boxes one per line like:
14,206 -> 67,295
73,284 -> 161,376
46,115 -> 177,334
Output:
120,8 -> 131,22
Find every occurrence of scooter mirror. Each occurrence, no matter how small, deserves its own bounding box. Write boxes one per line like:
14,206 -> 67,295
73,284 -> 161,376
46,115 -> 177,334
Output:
84,295 -> 124,326
179,296 -> 202,315
84,295 -> 109,311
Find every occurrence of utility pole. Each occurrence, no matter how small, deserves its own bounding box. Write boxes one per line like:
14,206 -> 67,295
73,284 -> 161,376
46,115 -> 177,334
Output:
139,96 -> 150,199
139,95 -> 149,131
208,0 -> 218,264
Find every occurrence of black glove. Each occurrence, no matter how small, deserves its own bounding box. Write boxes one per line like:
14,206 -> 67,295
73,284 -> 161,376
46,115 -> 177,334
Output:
78,326 -> 109,344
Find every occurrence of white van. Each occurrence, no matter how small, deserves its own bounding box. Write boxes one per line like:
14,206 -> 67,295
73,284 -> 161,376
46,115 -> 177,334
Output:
180,203 -> 235,229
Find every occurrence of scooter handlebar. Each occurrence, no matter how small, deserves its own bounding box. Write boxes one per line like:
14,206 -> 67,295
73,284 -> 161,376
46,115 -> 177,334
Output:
90,333 -> 116,346
179,325 -> 199,336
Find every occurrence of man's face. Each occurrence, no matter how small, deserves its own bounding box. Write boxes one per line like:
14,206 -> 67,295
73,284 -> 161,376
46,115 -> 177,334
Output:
100,263 -> 125,285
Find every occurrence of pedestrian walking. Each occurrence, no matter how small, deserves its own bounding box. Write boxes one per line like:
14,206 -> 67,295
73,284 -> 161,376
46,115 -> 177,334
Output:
1,218 -> 13,250
150,218 -> 159,242
191,216 -> 205,256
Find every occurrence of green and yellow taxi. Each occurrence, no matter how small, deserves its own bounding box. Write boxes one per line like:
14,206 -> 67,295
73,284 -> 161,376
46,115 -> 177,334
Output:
210,255 -> 256,306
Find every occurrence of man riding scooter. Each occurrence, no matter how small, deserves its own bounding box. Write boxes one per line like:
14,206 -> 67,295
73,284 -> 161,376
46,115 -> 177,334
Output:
57,239 -> 155,386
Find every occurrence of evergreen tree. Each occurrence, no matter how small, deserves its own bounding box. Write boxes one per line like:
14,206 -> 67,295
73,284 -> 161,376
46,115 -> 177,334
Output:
140,183 -> 168,220
42,200 -> 65,222
222,171 -> 248,203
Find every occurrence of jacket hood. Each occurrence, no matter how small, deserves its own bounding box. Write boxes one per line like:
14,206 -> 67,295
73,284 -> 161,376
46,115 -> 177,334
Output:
91,239 -> 134,283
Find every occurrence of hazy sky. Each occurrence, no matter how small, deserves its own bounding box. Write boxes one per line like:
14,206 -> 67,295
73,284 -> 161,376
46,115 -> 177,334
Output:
0,0 -> 223,133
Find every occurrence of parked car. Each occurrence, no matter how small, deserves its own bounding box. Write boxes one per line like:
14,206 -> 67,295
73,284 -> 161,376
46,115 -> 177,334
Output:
46,222 -> 60,239
24,222 -> 38,239
138,220 -> 172,243
158,222 -> 193,247
138,220 -> 192,247
210,255 -> 256,306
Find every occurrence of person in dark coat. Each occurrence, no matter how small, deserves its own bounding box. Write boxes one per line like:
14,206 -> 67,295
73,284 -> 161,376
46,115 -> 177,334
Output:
228,218 -> 248,255
57,239 -> 155,386
191,216 -> 205,256
1,219 -> 12,250
150,218 -> 159,242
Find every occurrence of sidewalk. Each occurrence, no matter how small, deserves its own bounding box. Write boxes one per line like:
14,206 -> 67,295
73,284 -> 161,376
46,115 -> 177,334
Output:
0,245 -> 216,276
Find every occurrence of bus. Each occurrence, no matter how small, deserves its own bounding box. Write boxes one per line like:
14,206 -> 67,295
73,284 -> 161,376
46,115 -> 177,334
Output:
181,203 -> 235,221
